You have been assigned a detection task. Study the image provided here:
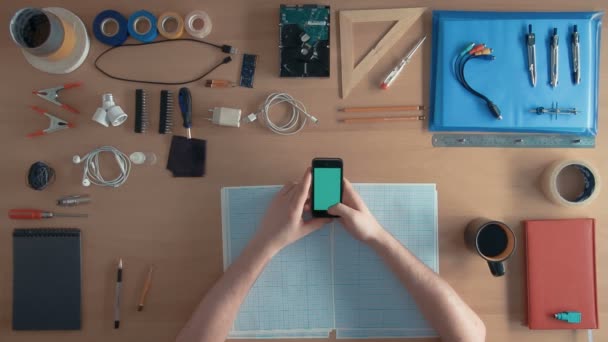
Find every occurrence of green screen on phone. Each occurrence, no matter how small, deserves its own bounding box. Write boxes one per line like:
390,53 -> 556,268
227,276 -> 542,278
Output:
313,168 -> 341,210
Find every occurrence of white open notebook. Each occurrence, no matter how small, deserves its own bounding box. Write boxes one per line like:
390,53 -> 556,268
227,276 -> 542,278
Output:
221,184 -> 438,338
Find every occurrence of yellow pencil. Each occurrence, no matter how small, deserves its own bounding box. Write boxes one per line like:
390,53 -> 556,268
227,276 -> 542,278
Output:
137,266 -> 154,312
340,115 -> 425,124
339,105 -> 424,113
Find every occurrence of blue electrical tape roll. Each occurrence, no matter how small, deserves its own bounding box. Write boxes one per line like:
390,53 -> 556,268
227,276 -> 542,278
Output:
93,10 -> 129,46
128,10 -> 158,43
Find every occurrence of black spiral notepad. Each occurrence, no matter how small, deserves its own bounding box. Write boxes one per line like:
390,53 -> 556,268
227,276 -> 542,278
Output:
12,228 -> 82,330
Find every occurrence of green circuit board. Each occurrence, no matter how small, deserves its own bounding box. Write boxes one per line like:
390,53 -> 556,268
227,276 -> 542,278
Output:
280,5 -> 329,44
279,4 -> 330,77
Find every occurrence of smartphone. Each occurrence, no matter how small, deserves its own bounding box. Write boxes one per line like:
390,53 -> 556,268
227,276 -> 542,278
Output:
311,158 -> 343,217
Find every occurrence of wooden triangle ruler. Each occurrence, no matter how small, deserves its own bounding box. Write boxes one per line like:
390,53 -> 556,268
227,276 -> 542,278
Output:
339,7 -> 426,98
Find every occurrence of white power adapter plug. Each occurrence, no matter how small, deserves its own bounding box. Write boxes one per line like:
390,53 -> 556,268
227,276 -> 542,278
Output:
209,107 -> 242,127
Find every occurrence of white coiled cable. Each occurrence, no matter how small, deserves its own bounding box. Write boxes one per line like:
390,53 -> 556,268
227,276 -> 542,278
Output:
250,93 -> 318,135
73,146 -> 131,187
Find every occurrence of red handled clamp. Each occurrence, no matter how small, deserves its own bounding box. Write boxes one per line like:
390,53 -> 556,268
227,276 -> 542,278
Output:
28,106 -> 75,138
32,82 -> 81,114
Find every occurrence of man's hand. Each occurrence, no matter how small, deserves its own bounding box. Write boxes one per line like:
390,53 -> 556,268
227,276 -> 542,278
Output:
328,178 -> 385,243
255,168 -> 331,252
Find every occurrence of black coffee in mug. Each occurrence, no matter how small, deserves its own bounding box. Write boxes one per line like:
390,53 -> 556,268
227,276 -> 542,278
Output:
477,224 -> 508,257
464,218 -> 516,277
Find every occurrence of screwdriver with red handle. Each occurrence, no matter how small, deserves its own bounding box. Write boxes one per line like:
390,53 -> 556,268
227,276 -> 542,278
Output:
9,209 -> 88,219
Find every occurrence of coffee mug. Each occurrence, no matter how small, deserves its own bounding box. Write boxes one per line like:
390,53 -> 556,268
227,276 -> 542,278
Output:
464,218 -> 516,277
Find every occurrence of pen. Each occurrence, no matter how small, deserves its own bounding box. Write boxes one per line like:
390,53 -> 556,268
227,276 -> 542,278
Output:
137,266 -> 154,311
526,24 -> 537,87
114,258 -> 123,329
380,36 -> 426,89
550,28 -> 559,87
572,25 -> 580,84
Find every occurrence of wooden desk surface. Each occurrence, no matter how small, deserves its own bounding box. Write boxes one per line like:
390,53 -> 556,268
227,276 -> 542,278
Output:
0,0 -> 605,341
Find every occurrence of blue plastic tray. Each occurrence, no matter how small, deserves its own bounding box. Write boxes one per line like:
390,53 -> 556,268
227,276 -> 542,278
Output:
430,11 -> 603,136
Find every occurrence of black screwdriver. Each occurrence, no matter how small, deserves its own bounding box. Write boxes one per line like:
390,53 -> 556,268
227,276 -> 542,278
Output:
178,87 -> 192,139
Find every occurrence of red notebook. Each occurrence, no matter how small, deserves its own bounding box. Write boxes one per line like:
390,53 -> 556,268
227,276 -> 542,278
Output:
525,218 -> 598,329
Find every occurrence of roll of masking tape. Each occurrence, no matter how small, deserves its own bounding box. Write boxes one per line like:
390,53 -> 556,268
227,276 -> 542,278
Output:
157,12 -> 184,39
184,10 -> 212,39
93,10 -> 128,46
128,10 -> 158,43
541,159 -> 600,207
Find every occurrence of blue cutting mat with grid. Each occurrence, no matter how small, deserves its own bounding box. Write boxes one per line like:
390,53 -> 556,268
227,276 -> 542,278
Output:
222,184 -> 438,338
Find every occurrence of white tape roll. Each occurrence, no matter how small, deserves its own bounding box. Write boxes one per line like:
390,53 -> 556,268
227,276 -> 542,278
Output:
22,7 -> 90,74
541,160 -> 600,207
184,10 -> 212,39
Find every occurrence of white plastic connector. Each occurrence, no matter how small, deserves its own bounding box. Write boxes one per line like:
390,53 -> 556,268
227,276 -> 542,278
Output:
72,155 -> 82,164
115,154 -> 126,173
92,107 -> 110,127
106,105 -> 128,126
246,113 -> 258,123
92,93 -> 128,127
102,93 -> 116,109
210,107 -> 242,127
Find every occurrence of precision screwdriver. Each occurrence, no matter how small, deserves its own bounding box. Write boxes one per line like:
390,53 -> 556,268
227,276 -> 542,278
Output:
178,87 -> 192,139
380,36 -> 426,90
9,208 -> 88,219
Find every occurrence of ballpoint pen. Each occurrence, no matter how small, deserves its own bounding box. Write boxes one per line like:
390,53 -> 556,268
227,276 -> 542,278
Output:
526,24 -> 537,87
572,25 -> 580,85
114,259 -> 123,329
550,28 -> 559,87
380,36 -> 426,89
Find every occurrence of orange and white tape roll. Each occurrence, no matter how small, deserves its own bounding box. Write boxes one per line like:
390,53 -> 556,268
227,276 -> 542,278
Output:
157,11 -> 184,39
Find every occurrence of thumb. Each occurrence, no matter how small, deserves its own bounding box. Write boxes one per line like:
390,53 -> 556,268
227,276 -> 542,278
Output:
328,203 -> 354,217
302,218 -> 332,234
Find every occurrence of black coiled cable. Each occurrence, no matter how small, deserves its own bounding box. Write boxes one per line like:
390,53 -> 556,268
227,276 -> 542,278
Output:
27,161 -> 55,190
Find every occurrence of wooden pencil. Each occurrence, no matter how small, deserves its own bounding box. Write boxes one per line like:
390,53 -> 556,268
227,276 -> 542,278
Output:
137,266 -> 154,312
340,115 -> 425,124
339,105 -> 424,113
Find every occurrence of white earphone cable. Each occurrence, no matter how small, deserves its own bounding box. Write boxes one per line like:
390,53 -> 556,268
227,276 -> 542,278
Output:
74,146 -> 131,187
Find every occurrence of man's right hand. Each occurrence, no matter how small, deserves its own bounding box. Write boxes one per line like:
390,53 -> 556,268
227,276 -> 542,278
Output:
328,178 -> 386,243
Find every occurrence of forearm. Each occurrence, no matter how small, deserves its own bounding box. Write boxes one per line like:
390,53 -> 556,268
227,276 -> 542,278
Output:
369,230 -> 485,342
176,236 -> 278,342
